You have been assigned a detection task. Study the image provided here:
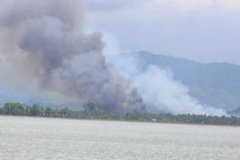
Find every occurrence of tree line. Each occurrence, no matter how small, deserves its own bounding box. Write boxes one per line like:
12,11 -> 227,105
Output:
0,102 -> 73,117
0,102 -> 240,126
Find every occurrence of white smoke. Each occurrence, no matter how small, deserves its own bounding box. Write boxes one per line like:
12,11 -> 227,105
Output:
107,53 -> 227,116
0,0 -> 227,116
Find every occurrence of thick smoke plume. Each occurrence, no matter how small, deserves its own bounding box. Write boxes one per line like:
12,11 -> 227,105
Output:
0,0 -> 145,113
107,54 -> 227,116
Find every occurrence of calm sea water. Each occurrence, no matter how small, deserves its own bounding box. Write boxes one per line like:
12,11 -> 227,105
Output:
0,116 -> 240,160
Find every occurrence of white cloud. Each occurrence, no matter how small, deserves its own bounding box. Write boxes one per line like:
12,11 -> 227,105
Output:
83,0 -> 240,64
82,0 -> 146,11
217,0 -> 240,9
147,0 -> 240,10
84,0 -> 240,11
150,0 -> 212,9
84,0 -> 240,23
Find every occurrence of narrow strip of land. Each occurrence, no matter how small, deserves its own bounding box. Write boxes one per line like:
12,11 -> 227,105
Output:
1,102 -> 240,126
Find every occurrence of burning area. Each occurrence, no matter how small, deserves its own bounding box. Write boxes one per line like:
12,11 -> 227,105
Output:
0,0 -> 145,113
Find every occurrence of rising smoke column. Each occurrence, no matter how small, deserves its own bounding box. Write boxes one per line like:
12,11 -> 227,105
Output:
107,53 -> 227,116
0,0 -> 145,113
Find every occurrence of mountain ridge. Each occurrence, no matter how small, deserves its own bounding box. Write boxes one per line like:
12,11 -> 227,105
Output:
122,51 -> 240,114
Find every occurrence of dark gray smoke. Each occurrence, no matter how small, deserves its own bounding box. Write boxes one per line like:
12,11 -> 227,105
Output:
0,0 -> 145,113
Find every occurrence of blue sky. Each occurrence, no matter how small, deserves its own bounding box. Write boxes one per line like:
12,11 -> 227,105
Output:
82,0 -> 240,64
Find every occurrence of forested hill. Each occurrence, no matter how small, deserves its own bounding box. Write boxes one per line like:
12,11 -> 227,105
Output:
123,51 -> 240,114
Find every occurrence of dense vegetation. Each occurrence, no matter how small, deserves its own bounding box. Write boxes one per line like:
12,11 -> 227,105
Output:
1,102 -> 240,126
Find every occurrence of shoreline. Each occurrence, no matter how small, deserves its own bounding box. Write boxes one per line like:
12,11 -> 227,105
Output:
1,114 -> 239,127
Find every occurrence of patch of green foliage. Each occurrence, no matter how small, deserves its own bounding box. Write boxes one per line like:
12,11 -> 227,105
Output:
1,102 -> 240,126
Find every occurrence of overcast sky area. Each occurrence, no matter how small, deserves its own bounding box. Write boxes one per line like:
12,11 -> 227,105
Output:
82,0 -> 240,65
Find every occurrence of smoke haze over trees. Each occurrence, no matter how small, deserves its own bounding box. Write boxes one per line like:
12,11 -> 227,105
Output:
0,0 -> 144,113
1,102 -> 240,126
107,52 -> 227,116
0,0 -> 237,116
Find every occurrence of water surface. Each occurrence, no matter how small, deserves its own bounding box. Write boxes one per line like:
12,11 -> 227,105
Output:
0,116 -> 240,160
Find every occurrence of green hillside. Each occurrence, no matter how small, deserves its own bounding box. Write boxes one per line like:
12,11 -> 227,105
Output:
124,51 -> 240,114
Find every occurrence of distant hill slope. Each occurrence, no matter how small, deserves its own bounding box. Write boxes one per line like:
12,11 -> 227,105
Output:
123,51 -> 240,112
